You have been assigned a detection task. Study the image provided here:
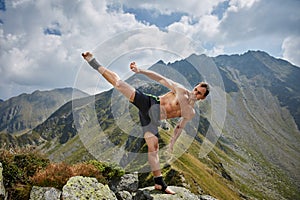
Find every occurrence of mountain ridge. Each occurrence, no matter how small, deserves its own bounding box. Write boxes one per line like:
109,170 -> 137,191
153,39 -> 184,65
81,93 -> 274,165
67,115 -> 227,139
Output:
0,87 -> 87,146
1,50 -> 299,199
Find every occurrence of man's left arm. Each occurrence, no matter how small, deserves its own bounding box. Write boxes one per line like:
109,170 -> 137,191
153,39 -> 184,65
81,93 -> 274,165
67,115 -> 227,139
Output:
169,117 -> 190,152
130,62 -> 182,92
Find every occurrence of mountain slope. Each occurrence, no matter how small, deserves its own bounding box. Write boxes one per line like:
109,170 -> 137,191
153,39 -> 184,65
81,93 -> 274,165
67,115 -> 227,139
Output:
214,50 -> 300,129
211,51 -> 300,199
6,51 -> 300,199
0,88 -> 87,146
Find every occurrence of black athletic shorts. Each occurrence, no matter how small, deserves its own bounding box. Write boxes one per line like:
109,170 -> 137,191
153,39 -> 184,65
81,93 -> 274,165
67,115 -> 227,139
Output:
131,89 -> 161,138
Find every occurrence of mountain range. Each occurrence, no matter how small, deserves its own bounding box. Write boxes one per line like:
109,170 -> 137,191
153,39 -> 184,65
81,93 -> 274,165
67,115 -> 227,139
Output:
0,50 -> 299,200
0,88 -> 87,146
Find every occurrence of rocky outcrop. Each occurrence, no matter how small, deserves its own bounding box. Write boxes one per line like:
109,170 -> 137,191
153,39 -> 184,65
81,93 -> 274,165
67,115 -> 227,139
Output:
27,174 -> 218,200
135,186 -> 201,200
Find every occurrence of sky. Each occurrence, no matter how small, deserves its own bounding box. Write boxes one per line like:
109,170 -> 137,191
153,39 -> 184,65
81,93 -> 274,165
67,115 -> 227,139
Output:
0,0 -> 299,100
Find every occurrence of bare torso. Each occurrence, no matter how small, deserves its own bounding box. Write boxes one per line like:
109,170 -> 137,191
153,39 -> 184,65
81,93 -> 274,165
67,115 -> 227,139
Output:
159,89 -> 195,120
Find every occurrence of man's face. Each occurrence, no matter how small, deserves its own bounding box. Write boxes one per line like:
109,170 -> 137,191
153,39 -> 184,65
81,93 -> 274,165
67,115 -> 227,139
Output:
193,84 -> 207,100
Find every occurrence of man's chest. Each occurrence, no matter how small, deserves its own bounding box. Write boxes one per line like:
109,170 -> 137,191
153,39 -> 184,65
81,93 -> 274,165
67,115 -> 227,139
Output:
161,92 -> 192,111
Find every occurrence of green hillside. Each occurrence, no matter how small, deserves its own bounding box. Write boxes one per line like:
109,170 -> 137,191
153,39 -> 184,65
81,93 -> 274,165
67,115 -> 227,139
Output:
2,51 -> 300,199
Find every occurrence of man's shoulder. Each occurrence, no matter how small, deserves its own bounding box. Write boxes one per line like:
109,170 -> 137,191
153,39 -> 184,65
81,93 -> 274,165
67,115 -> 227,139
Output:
173,83 -> 189,93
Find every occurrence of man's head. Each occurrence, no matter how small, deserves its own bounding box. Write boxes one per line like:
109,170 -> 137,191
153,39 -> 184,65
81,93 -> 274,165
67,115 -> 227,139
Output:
193,82 -> 210,100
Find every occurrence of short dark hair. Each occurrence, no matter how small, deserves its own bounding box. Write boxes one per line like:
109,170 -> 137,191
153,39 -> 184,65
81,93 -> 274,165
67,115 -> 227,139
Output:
199,82 -> 210,97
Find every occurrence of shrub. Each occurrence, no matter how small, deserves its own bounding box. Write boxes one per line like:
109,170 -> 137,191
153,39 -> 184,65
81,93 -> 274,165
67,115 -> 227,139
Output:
30,163 -> 73,189
86,160 -> 125,180
6,183 -> 31,200
0,148 -> 49,200
70,162 -> 107,184
0,148 -> 49,187
30,162 -> 108,189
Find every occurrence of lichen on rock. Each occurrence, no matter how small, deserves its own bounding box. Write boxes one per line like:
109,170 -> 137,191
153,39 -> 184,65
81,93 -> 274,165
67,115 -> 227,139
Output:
62,176 -> 117,200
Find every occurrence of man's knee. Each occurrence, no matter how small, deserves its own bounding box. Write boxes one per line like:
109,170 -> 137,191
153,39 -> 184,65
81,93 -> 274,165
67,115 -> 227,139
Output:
144,132 -> 159,152
115,80 -> 123,89
148,144 -> 159,152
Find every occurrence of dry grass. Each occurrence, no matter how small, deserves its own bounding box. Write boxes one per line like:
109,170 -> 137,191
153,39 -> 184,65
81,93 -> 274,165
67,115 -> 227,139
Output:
30,162 -> 106,189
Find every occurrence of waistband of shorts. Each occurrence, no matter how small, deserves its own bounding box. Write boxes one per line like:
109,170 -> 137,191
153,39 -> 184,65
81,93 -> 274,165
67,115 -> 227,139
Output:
145,93 -> 160,103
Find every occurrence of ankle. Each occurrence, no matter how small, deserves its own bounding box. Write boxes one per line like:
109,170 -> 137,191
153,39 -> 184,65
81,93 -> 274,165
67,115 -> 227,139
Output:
154,176 -> 167,191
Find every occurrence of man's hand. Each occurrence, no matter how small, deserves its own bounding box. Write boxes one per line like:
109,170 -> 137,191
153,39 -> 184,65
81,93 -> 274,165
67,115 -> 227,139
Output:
130,62 -> 140,73
82,52 -> 93,62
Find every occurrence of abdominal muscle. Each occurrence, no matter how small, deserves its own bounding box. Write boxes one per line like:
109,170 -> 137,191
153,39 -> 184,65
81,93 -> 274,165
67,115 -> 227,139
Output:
159,92 -> 182,119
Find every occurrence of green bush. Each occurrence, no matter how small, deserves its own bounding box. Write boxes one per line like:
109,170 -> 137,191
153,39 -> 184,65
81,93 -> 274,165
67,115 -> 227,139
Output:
86,160 -> 125,179
0,148 -> 50,200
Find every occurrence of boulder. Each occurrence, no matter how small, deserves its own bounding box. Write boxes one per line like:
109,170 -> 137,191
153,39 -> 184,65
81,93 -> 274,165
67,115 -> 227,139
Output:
62,176 -> 117,200
110,172 -> 139,193
134,186 -> 201,200
199,195 -> 218,200
115,190 -> 132,200
29,186 -> 61,200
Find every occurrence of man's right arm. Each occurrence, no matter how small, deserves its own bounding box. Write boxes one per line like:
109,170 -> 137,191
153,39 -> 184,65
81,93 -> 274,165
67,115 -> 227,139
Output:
169,117 -> 190,152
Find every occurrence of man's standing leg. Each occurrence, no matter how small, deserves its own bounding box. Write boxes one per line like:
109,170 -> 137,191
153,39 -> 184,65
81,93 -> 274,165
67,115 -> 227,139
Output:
144,132 -> 175,194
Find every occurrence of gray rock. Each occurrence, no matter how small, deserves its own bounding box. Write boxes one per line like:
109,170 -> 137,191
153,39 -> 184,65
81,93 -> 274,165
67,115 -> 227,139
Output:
62,176 -> 117,200
114,172 -> 139,193
134,186 -> 200,200
29,186 -> 61,200
116,190 -> 132,200
26,173 -> 217,200
199,195 -> 218,200
133,189 -> 153,200
0,163 -> 6,200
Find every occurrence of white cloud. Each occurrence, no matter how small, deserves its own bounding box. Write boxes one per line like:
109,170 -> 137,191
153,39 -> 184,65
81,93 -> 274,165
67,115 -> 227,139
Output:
197,15 -> 220,37
0,0 -> 146,99
228,0 -> 260,12
0,0 -> 299,100
282,36 -> 300,67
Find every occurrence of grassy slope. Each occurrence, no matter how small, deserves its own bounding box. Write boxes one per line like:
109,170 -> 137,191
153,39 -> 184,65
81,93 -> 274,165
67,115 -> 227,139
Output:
157,126 -> 243,200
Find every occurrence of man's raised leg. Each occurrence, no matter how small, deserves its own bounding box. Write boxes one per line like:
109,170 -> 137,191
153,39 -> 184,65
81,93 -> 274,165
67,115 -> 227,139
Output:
82,52 -> 136,102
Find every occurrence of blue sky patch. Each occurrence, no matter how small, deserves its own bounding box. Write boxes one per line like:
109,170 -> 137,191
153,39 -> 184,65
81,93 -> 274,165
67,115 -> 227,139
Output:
123,6 -> 186,29
43,22 -> 61,36
202,41 -> 217,50
0,0 -> 6,11
212,1 -> 229,20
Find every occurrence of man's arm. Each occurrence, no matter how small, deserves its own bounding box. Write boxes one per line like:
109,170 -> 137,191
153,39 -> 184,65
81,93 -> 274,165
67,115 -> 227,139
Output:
169,117 -> 190,152
130,62 -> 181,92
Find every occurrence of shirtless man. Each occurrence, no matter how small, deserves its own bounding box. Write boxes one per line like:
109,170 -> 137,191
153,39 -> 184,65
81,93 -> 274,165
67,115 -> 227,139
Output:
82,52 -> 209,194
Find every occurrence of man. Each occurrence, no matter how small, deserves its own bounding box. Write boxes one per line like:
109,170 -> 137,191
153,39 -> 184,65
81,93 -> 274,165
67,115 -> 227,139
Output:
82,52 -> 209,194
